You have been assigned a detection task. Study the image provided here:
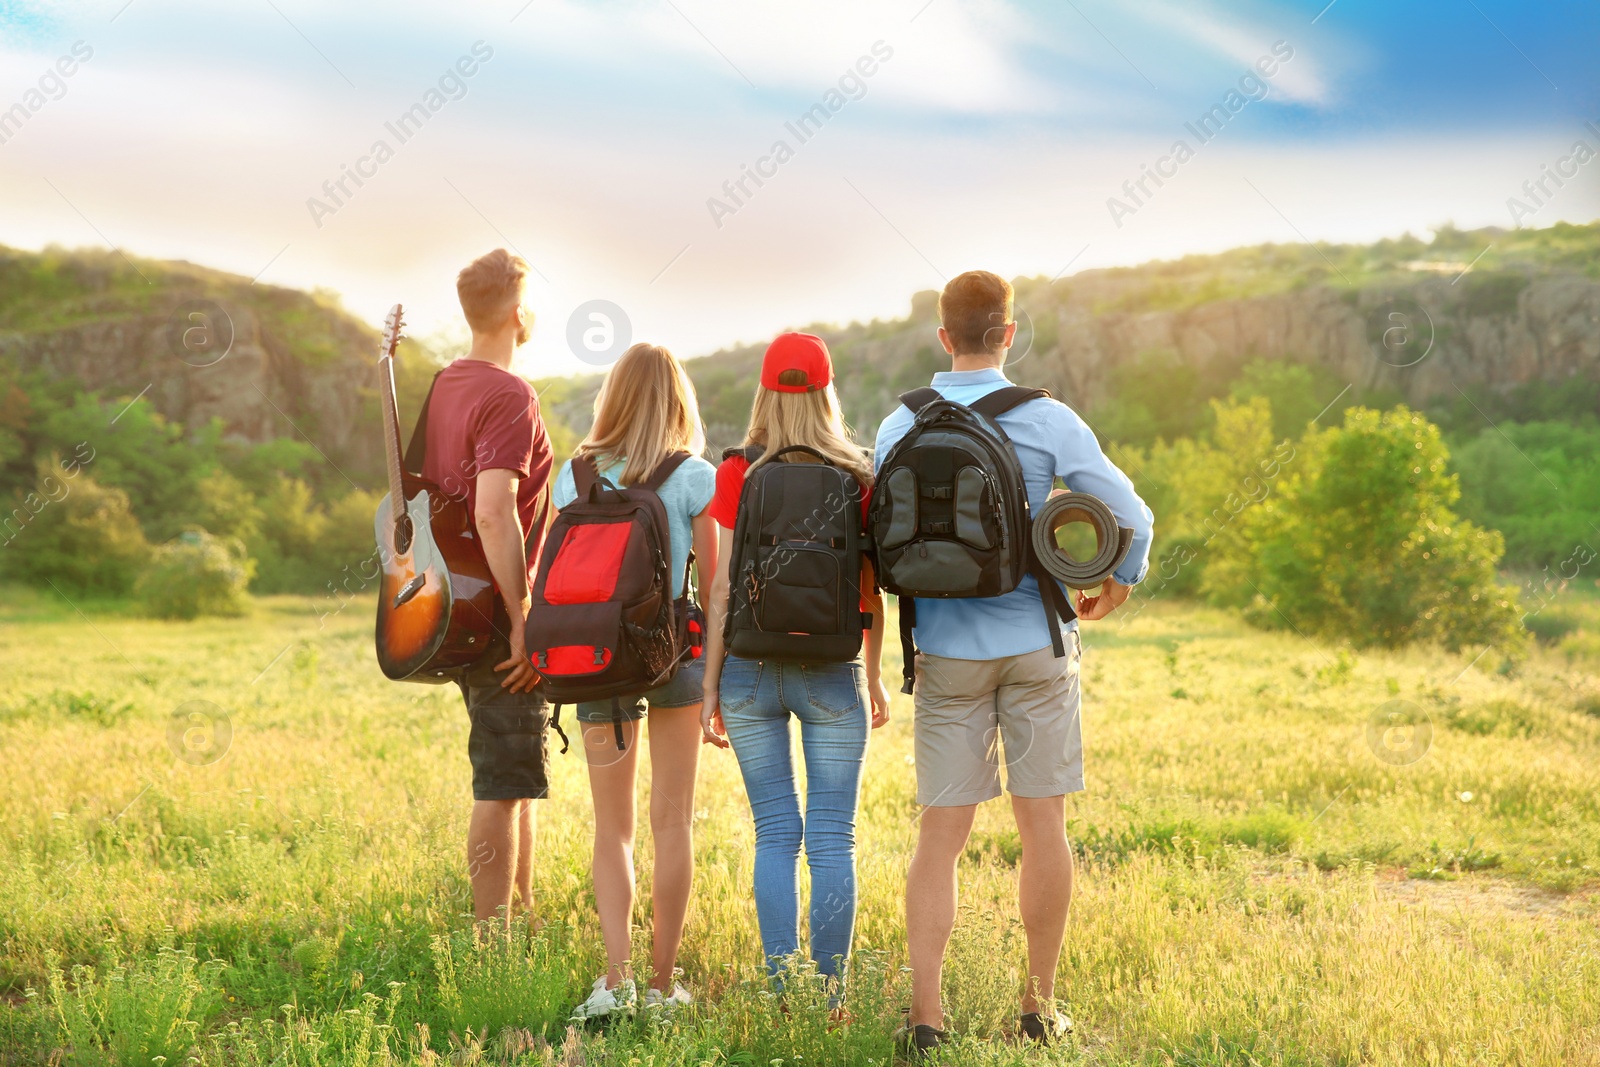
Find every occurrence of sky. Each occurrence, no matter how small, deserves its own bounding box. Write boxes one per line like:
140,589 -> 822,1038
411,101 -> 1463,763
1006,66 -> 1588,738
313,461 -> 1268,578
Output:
1,0 -> 1597,377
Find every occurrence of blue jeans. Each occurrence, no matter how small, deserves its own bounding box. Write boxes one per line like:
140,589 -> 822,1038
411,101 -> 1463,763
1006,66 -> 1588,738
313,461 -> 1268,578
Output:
719,656 -> 868,983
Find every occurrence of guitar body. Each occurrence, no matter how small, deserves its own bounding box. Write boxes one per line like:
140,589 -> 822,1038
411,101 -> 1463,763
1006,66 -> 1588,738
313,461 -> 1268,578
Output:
374,476 -> 500,682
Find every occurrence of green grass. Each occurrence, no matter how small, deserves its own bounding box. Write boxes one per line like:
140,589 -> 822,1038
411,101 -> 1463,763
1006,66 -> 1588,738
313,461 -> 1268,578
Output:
1,582 -> 1598,1065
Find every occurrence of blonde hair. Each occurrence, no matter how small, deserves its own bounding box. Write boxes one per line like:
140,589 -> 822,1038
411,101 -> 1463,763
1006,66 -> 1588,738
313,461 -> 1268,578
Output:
940,270 -> 1013,355
456,248 -> 529,333
743,372 -> 873,489
575,343 -> 706,485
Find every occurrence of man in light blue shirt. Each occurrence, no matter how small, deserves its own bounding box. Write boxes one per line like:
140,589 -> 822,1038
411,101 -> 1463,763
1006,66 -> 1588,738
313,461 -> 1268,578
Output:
878,271 -> 1152,1056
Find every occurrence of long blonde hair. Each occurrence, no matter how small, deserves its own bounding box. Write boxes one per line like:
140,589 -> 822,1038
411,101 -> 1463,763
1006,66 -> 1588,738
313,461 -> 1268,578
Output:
575,343 -> 706,485
743,373 -> 873,488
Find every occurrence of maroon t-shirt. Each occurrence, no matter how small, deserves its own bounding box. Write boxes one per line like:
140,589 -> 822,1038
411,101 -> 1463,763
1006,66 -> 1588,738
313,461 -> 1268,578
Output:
421,358 -> 552,585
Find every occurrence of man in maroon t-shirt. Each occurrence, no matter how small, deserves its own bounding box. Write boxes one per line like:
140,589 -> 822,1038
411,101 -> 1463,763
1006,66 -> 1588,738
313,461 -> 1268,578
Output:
423,248 -> 553,928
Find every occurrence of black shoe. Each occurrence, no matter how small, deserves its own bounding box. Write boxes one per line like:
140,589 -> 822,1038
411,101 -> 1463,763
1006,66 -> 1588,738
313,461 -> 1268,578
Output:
894,1022 -> 950,1060
1018,1010 -> 1072,1045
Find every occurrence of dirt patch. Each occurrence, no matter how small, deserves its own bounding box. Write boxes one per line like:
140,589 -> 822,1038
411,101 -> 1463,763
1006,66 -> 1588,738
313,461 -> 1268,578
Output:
1377,875 -> 1594,918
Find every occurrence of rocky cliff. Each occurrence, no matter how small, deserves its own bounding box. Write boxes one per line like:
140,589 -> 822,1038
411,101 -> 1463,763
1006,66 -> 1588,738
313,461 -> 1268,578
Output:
0,247 -> 419,480
7,224 -> 1599,472
1039,272 -> 1600,413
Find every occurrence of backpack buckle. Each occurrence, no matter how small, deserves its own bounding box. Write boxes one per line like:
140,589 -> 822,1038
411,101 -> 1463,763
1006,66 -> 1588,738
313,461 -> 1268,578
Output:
534,651 -> 548,669
592,647 -> 607,666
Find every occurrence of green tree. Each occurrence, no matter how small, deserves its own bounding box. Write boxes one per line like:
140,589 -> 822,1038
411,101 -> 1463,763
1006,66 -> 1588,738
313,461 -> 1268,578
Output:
4,458 -> 151,595
1451,420 -> 1600,568
1224,407 -> 1521,650
191,470 -> 265,545
34,392 -> 213,541
1228,359 -> 1347,441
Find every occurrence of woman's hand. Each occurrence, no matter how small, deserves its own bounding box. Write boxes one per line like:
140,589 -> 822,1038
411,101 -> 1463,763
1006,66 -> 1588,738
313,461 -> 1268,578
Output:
700,693 -> 729,748
867,674 -> 891,729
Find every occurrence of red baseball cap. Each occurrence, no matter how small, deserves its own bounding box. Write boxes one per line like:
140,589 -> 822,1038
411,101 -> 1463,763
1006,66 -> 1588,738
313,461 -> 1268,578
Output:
760,332 -> 832,393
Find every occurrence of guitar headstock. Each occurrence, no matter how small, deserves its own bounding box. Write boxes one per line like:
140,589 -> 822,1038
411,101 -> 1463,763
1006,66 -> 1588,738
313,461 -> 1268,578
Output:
379,303 -> 405,362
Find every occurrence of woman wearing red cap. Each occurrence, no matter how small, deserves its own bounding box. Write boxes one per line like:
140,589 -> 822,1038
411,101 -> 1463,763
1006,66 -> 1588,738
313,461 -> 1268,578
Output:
699,332 -> 891,1012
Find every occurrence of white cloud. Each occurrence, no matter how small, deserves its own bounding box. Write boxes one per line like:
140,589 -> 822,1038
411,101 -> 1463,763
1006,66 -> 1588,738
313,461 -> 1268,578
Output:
502,0 -> 1049,114
1130,0 -> 1331,106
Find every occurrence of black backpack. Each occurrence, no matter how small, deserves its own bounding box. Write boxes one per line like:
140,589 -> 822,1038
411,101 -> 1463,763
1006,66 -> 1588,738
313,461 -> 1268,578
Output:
869,386 -> 1076,692
723,445 -> 869,664
527,452 -> 697,750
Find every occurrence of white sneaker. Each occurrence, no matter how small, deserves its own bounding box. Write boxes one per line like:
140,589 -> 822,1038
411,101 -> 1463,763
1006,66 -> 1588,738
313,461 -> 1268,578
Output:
570,975 -> 636,1021
643,983 -> 693,1013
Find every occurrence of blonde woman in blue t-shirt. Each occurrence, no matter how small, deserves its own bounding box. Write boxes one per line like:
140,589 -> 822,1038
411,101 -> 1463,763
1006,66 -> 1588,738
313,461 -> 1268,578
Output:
550,343 -> 718,1021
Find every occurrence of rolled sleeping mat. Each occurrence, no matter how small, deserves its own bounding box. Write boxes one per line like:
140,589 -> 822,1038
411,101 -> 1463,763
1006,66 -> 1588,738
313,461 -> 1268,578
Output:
1031,492 -> 1134,589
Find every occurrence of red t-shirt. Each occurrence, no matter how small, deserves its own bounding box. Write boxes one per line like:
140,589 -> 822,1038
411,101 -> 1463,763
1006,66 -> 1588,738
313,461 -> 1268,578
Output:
421,358 -> 552,583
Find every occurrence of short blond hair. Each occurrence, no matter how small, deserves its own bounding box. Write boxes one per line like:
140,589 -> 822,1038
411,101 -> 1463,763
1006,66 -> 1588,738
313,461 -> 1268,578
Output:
939,270 -> 1013,355
456,248 -> 529,333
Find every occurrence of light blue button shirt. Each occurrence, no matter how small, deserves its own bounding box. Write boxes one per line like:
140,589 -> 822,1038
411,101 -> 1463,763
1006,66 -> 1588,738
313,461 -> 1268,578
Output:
552,454 -> 717,599
873,368 -> 1155,661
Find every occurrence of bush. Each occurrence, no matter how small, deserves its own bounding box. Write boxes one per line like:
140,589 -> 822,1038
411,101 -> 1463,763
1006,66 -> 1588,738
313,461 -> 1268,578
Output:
47,945 -> 224,1067
3,458 -> 150,595
430,919 -> 574,1043
1219,406 -> 1522,650
137,529 -> 255,619
249,479 -> 383,594
1450,419 -> 1600,569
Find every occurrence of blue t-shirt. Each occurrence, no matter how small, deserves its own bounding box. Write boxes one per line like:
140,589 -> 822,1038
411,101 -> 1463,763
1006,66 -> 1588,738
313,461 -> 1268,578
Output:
552,453 -> 717,599
874,367 -> 1155,661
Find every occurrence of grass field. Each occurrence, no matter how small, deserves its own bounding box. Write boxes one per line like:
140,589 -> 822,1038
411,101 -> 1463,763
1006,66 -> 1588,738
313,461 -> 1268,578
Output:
2,581 -> 1598,1066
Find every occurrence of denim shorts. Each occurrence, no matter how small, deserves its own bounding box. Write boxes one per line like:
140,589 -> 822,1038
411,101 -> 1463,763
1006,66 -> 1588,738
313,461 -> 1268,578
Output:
575,656 -> 706,723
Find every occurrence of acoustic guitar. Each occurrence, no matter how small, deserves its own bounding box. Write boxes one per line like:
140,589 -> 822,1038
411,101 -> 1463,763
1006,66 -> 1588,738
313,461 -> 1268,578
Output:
372,304 -> 499,682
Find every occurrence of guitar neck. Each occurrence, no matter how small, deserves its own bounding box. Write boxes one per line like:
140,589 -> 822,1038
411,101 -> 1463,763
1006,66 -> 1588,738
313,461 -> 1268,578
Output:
379,353 -> 407,512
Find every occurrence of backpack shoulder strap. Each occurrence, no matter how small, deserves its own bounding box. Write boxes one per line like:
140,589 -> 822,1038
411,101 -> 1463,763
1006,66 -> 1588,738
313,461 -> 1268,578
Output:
970,386 -> 1051,420
571,453 -> 603,501
642,450 -> 692,492
899,387 -> 942,414
721,445 -> 763,464
403,370 -> 445,476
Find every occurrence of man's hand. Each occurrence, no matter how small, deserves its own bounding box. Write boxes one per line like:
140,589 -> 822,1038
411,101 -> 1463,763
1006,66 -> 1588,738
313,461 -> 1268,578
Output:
1076,576 -> 1131,621
496,618 -> 540,693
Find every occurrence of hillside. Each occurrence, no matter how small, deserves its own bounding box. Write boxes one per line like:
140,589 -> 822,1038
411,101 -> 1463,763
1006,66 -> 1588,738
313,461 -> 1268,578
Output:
6,224 -> 1600,473
0,245 -> 438,487
543,222 -> 1600,448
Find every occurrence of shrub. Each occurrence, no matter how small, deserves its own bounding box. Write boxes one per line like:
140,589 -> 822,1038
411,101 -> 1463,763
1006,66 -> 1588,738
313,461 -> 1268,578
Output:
137,529 -> 255,619
3,458 -> 150,595
429,918 -> 574,1043
191,469 -> 265,544
1221,406 -> 1522,650
47,945 -> 224,1067
249,479 -> 383,594
1523,609 -> 1578,644
1450,419 -> 1600,569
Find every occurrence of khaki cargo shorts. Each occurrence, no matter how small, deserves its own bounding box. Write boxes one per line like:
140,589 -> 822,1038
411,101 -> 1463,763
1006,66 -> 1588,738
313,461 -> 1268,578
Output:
911,631 -> 1083,806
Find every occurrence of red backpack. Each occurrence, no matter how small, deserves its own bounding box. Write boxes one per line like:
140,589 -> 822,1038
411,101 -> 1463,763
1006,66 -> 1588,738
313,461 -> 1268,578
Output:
526,452 -> 701,750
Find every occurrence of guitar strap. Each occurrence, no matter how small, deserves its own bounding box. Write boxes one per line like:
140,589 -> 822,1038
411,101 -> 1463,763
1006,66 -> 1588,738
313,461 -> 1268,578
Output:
402,371 -> 442,477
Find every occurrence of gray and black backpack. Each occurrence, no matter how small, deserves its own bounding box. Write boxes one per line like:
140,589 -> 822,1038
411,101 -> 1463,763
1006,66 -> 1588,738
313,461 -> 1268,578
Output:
723,445 -> 870,664
869,386 -> 1076,692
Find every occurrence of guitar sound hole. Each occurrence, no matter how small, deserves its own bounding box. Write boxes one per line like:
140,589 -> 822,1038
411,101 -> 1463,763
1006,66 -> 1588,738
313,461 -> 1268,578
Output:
395,513 -> 414,556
